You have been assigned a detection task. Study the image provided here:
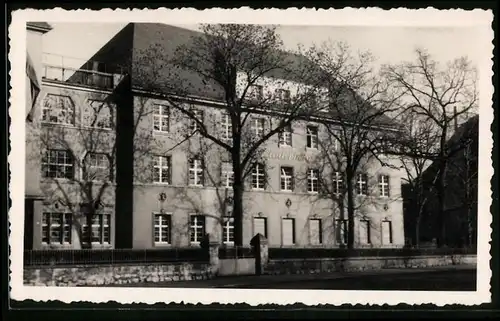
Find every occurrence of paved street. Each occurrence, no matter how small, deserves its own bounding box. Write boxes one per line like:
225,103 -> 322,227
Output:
112,264 -> 476,291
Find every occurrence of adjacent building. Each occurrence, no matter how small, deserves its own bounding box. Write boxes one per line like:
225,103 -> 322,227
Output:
24,23 -> 405,251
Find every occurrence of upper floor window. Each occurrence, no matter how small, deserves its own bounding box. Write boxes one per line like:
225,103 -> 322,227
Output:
221,113 -> 232,142
84,152 -> 111,181
189,157 -> 204,186
356,173 -> 368,196
378,175 -> 390,197
252,163 -> 266,190
251,117 -> 265,138
221,161 -> 234,188
279,124 -> 293,147
41,94 -> 75,125
280,167 -> 294,192
153,155 -> 171,184
307,168 -> 319,193
42,149 -> 74,179
153,104 -> 170,132
333,171 -> 344,195
83,100 -> 113,129
306,125 -> 319,149
248,85 -> 263,101
189,109 -> 204,133
276,89 -> 291,104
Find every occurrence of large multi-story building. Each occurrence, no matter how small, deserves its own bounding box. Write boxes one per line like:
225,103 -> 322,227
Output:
24,23 -> 405,251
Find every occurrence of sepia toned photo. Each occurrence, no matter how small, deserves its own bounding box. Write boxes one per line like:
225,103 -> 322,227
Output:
9,8 -> 494,306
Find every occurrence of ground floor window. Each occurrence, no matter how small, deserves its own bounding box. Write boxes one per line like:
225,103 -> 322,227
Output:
82,213 -> 111,245
190,215 -> 205,245
253,217 -> 267,238
281,218 -> 295,246
309,218 -> 322,245
360,220 -> 371,244
382,220 -> 393,244
336,219 -> 348,245
42,212 -> 72,245
154,213 -> 171,245
222,217 -> 234,245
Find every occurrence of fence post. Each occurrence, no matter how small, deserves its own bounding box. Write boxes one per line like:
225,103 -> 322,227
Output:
250,233 -> 268,276
201,233 -> 219,276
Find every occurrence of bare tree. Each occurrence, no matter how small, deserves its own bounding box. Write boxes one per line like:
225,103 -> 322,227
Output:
133,24 -> 325,247
397,111 -> 440,248
303,41 -> 402,249
383,49 -> 478,247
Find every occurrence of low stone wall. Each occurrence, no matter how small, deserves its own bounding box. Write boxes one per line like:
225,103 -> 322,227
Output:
218,258 -> 256,276
265,255 -> 476,275
24,261 -> 215,286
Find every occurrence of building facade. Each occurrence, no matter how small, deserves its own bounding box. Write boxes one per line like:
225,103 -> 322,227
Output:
25,22 -> 405,251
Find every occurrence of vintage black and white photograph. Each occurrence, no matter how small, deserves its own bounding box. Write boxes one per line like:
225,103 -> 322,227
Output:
9,8 -> 493,306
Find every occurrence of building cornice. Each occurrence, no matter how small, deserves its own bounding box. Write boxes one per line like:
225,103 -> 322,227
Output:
42,79 -> 114,95
27,22 -> 52,34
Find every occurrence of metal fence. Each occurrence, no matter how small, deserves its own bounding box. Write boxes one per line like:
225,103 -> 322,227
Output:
268,247 -> 477,260
24,248 -> 210,267
218,246 -> 254,259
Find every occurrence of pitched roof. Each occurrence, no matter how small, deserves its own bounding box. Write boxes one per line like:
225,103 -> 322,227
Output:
26,22 -> 52,33
75,23 -> 397,128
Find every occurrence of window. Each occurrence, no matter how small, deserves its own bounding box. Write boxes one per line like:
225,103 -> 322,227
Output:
309,218 -> 322,245
153,104 -> 170,132
282,218 -> 295,246
42,213 -> 72,245
41,94 -> 74,125
154,213 -> 171,244
42,149 -> 74,179
333,172 -> 343,195
251,117 -> 265,138
190,215 -> 205,244
221,113 -> 232,141
276,89 -> 291,104
356,173 -> 368,196
378,175 -> 390,197
222,217 -> 234,245
84,100 -> 113,129
382,221 -> 393,244
306,125 -> 319,149
189,109 -> 204,133
82,214 -> 111,245
360,220 -> 371,244
153,155 -> 171,184
252,163 -> 266,190
307,169 -> 319,193
253,217 -> 267,238
336,219 -> 348,245
279,125 -> 293,147
221,162 -> 234,188
84,153 -> 110,181
248,85 -> 263,101
280,167 -> 294,191
189,157 -> 204,186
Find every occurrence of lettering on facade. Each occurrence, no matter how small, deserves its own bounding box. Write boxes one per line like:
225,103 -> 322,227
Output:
265,152 -> 317,163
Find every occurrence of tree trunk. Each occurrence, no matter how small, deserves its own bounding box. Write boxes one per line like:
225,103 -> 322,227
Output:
345,171 -> 355,249
436,159 -> 447,247
232,149 -> 244,247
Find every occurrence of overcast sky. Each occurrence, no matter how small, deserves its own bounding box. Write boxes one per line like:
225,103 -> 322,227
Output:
41,22 -> 488,72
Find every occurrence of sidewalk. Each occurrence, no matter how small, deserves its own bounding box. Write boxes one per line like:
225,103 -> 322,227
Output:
115,263 -> 475,288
